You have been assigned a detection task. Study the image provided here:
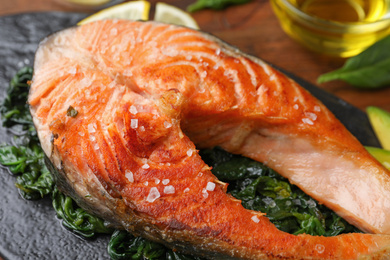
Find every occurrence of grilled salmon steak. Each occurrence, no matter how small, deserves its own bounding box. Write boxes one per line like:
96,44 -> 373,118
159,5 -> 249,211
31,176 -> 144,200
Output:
29,20 -> 390,259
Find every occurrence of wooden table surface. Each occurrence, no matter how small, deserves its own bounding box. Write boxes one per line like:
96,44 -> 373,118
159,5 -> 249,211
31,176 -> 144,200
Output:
0,0 -> 389,112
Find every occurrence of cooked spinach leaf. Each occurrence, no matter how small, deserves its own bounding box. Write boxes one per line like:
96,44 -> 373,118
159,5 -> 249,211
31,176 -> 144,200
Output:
108,230 -> 204,260
187,0 -> 252,12
0,132 -> 47,200
0,66 -> 34,129
52,187 -> 113,237
0,67 -> 53,200
318,35 -> 390,88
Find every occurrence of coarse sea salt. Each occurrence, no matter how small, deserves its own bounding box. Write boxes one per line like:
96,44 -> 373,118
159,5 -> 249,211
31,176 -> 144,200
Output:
110,28 -> 118,36
155,178 -> 160,184
184,188 -> 190,193
146,187 -> 160,203
80,77 -> 92,88
108,81 -> 116,88
125,170 -> 134,183
305,112 -> 317,121
88,123 -> 96,133
293,104 -> 299,110
164,121 -> 172,128
164,185 -> 175,194
302,118 -> 314,125
314,106 -> 321,112
251,215 -> 260,223
142,163 -> 150,169
206,182 -> 215,191
131,119 -> 138,129
187,149 -> 193,157
68,67 -> 77,75
202,189 -> 209,198
124,70 -> 133,76
162,179 -> 170,185
129,105 -> 138,115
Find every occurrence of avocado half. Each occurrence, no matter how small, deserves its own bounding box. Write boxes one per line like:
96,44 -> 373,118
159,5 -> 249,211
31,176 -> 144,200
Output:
367,106 -> 390,150
366,146 -> 390,170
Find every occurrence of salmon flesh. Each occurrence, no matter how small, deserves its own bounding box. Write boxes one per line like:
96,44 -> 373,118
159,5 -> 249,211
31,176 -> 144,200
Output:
29,20 -> 390,259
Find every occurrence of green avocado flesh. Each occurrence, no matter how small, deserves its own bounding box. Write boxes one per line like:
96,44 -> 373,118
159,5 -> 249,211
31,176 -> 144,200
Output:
366,146 -> 390,170
367,106 -> 390,150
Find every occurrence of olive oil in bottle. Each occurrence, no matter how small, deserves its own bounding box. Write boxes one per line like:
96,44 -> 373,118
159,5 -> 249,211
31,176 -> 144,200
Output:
271,0 -> 390,57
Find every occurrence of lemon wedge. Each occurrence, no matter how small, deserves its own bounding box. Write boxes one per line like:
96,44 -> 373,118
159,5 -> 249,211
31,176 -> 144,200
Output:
64,0 -> 112,6
154,2 -> 199,29
78,1 -> 199,29
78,0 -> 151,25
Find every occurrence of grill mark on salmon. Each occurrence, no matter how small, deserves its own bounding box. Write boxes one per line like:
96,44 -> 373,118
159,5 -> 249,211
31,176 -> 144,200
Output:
29,20 -> 390,259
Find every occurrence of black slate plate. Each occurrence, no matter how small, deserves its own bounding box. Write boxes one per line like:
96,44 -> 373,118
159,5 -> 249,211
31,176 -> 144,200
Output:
0,12 -> 380,260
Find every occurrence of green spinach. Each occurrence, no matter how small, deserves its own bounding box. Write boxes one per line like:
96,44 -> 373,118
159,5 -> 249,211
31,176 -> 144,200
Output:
0,66 -> 53,200
108,230 -> 203,260
318,35 -> 390,88
52,187 -> 113,237
187,0 -> 252,12
0,66 -> 34,129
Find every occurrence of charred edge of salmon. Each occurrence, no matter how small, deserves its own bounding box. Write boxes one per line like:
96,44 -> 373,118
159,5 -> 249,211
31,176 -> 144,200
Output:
44,155 -> 122,229
44,154 -> 267,260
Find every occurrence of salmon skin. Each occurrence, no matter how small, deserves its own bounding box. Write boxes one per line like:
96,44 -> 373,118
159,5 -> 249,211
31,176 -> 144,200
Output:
29,20 -> 390,259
